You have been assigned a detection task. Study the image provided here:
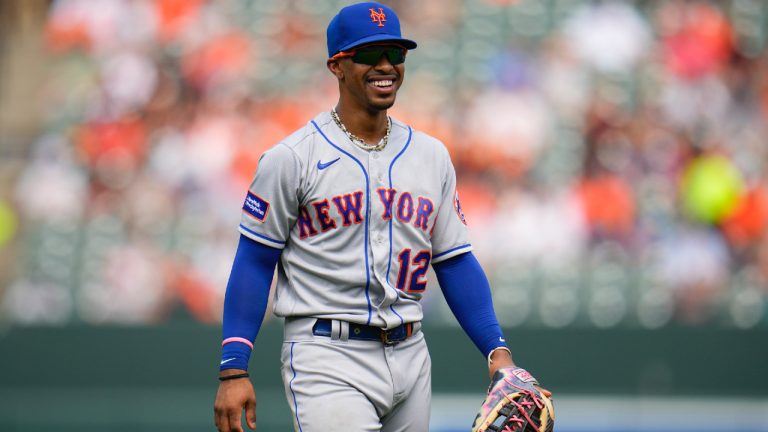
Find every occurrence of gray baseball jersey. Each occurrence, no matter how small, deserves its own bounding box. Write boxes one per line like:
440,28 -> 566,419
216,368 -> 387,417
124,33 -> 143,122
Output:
239,111 -> 471,329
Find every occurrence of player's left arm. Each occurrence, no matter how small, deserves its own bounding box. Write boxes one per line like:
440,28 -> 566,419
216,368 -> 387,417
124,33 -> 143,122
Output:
432,251 -> 512,377
433,252 -> 552,394
426,139 -> 548,383
439,254 -> 555,432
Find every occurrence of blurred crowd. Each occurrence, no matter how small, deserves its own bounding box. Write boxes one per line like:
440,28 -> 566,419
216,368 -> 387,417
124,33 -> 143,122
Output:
1,0 -> 767,329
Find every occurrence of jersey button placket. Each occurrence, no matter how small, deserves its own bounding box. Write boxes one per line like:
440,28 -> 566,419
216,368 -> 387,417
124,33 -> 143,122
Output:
369,153 -> 390,287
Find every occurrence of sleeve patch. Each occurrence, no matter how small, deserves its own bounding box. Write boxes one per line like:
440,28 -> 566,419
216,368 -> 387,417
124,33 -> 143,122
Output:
243,191 -> 270,222
454,190 -> 467,226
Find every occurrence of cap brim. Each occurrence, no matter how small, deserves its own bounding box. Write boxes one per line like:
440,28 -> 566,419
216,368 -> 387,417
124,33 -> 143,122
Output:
339,34 -> 417,53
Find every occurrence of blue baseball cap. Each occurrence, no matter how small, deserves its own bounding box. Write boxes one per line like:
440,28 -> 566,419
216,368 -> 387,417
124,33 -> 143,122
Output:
327,2 -> 417,58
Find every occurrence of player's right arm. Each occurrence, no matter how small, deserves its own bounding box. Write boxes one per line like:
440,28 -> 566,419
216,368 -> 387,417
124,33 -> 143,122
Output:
214,235 -> 282,432
215,144 -> 301,431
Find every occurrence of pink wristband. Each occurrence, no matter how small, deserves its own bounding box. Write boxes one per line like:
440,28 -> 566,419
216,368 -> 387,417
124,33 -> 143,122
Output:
222,337 -> 253,349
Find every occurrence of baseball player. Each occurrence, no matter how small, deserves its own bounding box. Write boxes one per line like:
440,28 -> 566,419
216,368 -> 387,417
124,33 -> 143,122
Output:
213,3 -> 550,432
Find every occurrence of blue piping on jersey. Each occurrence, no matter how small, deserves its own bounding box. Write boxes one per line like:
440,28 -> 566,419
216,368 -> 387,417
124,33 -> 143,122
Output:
389,304 -> 404,325
386,126 -> 412,326
433,243 -> 472,260
386,126 -> 412,284
311,120 -> 373,325
288,342 -> 304,432
239,223 -> 287,245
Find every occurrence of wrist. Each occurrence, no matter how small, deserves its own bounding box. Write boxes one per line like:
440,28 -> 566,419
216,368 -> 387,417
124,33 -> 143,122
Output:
219,350 -> 250,371
487,347 -> 514,376
487,346 -> 512,366
219,368 -> 248,377
218,369 -> 249,382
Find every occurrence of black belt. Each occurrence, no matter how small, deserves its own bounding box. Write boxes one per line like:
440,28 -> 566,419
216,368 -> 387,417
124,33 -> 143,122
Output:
312,319 -> 416,346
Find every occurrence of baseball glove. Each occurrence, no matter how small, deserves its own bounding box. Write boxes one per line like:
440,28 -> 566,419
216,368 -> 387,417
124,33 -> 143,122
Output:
471,367 -> 554,432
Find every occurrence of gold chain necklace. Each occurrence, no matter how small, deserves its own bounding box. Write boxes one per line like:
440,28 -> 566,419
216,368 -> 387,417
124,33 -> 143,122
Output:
331,108 -> 391,152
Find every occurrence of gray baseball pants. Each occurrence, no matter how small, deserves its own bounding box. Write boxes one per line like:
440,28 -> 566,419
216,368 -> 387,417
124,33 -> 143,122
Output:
281,317 -> 431,432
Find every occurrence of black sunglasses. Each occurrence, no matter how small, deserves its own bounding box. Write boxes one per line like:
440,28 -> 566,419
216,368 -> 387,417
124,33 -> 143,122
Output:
331,45 -> 407,66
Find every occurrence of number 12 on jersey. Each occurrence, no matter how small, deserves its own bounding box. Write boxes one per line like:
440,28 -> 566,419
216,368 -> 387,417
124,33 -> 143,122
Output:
395,249 -> 431,292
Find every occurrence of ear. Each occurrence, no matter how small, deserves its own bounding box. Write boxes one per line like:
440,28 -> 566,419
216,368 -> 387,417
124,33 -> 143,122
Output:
327,59 -> 344,80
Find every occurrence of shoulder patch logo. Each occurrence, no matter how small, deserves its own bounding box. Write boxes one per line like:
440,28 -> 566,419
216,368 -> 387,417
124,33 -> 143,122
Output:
454,190 -> 467,226
243,191 -> 270,222
369,7 -> 386,27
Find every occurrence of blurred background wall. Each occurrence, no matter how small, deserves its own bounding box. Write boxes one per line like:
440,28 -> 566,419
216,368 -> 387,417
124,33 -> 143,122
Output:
0,0 -> 767,431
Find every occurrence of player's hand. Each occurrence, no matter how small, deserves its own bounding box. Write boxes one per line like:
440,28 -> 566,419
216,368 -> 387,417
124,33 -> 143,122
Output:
214,369 -> 257,432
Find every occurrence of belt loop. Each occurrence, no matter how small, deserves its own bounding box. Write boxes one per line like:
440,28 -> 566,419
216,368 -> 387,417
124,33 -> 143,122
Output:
339,321 -> 349,341
331,319 -> 341,340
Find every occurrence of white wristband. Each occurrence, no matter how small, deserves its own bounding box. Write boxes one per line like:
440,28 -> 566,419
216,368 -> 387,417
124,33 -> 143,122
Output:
487,346 -> 512,368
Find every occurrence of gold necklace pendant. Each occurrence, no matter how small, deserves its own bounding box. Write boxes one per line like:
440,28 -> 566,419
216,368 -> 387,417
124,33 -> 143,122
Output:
331,109 -> 391,152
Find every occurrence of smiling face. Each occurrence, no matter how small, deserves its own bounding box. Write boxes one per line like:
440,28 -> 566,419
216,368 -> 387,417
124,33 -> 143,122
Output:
327,44 -> 406,113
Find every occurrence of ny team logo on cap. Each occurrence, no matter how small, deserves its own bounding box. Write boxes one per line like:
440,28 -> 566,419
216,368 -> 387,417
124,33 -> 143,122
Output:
326,2 -> 417,57
369,7 -> 386,27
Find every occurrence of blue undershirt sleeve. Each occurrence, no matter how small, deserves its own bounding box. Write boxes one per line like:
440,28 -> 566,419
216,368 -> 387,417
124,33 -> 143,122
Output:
432,251 -> 507,358
220,234 -> 282,371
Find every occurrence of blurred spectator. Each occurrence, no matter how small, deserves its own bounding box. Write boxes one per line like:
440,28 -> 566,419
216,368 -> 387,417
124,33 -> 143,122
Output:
657,1 -> 733,80
0,200 -> 17,249
722,182 -> 768,251
575,174 -> 635,242
575,100 -> 637,244
15,135 -> 88,222
488,186 -> 587,269
679,150 -> 745,225
563,1 -> 651,74
464,49 -> 552,179
655,225 -> 731,324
